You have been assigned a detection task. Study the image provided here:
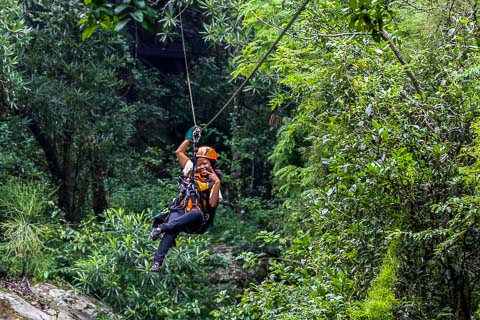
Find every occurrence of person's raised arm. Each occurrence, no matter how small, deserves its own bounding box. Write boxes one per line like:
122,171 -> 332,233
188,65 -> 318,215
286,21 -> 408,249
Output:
176,139 -> 190,169
177,126 -> 198,169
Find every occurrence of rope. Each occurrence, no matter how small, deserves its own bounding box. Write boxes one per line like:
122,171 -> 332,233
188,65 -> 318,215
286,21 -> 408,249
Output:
180,13 -> 197,126
204,0 -> 310,128
179,13 -> 200,190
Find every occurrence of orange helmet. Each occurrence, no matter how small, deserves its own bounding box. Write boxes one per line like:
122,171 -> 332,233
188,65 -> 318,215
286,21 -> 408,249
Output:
196,146 -> 218,161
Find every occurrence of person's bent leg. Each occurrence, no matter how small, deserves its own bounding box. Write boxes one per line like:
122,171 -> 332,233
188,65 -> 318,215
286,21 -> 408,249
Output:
150,210 -> 184,272
162,209 -> 204,232
151,209 -> 184,240
150,210 -> 205,272
151,229 -> 181,272
153,228 -> 180,261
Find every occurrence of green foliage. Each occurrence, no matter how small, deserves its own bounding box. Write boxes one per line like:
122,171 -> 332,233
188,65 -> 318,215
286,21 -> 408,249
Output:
0,120 -> 47,181
212,245 -> 355,319
109,179 -> 178,213
346,0 -> 394,35
22,1 -> 134,150
64,208 -> 214,319
0,0 -> 30,110
208,197 -> 279,247
3,1 -> 480,319
78,0 -> 158,39
209,0 -> 480,319
78,0 -> 216,41
13,0 -> 136,221
0,179 -> 55,277
349,239 -> 399,320
199,0 -> 248,49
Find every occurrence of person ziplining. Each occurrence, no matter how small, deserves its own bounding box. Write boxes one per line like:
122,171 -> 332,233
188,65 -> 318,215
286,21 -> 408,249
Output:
148,0 -> 310,272
149,126 -> 222,272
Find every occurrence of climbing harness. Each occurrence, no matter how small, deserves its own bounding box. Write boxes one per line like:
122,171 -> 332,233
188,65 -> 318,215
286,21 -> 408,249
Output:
160,128 -> 203,213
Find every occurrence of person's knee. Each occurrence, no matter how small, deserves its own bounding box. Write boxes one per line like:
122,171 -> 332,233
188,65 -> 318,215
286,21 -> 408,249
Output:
190,209 -> 204,220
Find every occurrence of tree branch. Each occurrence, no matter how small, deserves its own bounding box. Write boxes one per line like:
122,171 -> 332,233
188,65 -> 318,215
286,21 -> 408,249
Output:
379,30 -> 424,100
248,8 -> 368,41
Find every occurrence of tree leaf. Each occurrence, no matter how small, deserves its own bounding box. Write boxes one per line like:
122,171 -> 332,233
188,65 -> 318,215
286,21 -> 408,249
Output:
114,4 -> 130,15
81,24 -> 97,41
144,7 -> 158,18
114,18 -> 131,32
129,10 -> 144,23
134,0 -> 146,9
141,19 -> 155,33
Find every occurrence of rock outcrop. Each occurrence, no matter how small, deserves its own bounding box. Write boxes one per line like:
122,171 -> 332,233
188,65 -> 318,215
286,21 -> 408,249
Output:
0,292 -> 50,320
209,244 -> 268,288
0,282 -> 116,320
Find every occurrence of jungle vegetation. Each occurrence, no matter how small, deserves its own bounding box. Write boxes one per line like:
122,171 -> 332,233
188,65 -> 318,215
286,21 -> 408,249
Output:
1,0 -> 480,319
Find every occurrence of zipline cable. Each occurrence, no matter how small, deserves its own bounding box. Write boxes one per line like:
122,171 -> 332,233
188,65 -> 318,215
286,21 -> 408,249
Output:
179,12 -> 201,187
203,0 -> 310,129
180,13 -> 197,127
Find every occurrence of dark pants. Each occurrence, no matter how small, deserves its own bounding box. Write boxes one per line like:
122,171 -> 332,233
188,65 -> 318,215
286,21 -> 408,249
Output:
153,209 -> 204,263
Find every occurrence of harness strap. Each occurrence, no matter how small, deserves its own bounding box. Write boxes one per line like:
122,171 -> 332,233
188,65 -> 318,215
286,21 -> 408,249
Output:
168,175 -> 205,213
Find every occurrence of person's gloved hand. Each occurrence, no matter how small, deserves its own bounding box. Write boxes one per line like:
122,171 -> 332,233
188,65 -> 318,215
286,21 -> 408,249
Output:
185,126 -> 198,142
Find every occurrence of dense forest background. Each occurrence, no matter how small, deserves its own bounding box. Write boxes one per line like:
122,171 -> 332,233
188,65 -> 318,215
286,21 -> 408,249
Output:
1,0 -> 480,319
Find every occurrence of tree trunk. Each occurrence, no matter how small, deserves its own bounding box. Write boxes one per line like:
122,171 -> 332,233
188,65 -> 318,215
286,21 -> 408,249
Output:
446,255 -> 471,320
456,269 -> 471,320
60,131 -> 78,222
27,119 -> 87,223
91,148 -> 108,217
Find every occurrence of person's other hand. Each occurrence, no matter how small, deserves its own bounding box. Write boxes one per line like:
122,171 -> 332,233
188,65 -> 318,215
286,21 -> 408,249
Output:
208,168 -> 220,184
185,126 -> 197,142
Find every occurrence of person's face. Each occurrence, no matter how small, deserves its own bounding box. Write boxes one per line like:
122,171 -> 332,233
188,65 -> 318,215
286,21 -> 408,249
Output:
196,157 -> 212,177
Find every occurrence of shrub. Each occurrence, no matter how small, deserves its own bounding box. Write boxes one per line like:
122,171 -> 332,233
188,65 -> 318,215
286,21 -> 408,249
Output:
0,179 -> 54,277
68,208 -> 214,319
207,197 -> 278,247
